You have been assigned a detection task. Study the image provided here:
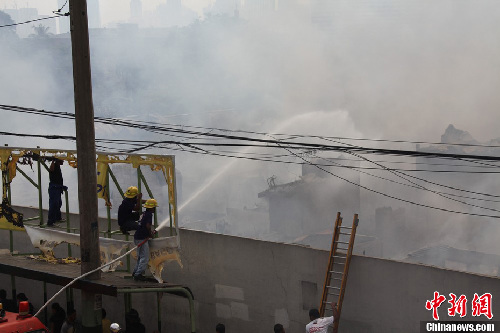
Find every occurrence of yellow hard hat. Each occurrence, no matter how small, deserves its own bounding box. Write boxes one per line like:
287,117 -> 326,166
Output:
124,186 -> 139,198
143,198 -> 158,209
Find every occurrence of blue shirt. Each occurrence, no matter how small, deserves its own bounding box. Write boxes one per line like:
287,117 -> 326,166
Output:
118,198 -> 136,226
134,210 -> 153,240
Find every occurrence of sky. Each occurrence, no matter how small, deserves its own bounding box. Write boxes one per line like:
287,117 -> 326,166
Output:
0,0 -> 213,25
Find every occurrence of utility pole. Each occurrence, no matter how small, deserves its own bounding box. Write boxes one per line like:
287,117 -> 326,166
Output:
69,1 -> 101,332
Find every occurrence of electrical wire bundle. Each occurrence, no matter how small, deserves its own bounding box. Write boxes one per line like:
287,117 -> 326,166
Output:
2,103 -> 500,219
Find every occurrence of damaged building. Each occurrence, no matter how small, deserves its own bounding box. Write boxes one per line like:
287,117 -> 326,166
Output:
258,157 -> 360,241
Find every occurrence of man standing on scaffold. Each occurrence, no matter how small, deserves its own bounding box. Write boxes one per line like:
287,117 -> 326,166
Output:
47,158 -> 67,227
118,186 -> 144,235
133,198 -> 158,281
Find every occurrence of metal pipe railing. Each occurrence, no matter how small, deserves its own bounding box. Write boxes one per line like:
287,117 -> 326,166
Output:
157,292 -> 162,332
168,201 -> 173,236
138,169 -> 158,231
108,167 -> 124,198
137,166 -> 142,214
106,168 -> 112,238
37,156 -> 44,226
117,287 -> 196,333
16,166 -> 39,188
23,216 -> 41,222
65,189 -> 71,257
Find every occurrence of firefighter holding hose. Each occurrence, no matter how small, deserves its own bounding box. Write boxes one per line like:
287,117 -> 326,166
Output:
132,198 -> 158,281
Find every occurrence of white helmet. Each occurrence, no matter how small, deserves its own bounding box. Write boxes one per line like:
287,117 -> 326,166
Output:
110,323 -> 121,333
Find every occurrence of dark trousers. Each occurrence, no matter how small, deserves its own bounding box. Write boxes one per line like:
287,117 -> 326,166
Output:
120,212 -> 141,231
48,183 -> 63,224
120,219 -> 140,232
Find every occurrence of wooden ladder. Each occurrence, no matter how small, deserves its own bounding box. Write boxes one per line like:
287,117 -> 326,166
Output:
319,212 -> 359,332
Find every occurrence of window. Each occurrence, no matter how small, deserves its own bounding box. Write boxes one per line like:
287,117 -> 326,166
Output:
301,280 -> 318,310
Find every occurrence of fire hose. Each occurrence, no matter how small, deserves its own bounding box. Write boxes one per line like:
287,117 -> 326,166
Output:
34,237 -> 150,318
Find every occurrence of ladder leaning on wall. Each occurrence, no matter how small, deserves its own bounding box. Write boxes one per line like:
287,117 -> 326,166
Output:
319,212 -> 359,332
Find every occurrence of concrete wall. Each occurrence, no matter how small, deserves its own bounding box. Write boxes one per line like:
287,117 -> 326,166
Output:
1,207 -> 499,333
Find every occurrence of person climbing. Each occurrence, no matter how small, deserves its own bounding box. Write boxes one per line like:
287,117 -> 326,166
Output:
132,199 -> 158,281
117,186 -> 143,235
306,303 -> 339,333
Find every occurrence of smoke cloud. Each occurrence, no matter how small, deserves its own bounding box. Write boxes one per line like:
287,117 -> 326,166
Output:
2,1 -> 500,270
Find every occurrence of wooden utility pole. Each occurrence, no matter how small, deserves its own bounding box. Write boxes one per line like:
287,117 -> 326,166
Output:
69,1 -> 101,332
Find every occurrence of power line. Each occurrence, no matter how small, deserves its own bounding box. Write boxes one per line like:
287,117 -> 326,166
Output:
311,154 -> 500,203
184,148 -> 500,169
311,155 -> 500,169
4,104 -> 500,202
0,131 -> 74,141
325,148 -> 500,214
91,112 -> 500,150
5,129 -> 500,211
0,15 -> 67,29
3,104 -> 500,162
271,135 -> 500,216
54,0 -> 69,14
132,142 -> 500,203
4,106 -> 500,217
163,142 -> 500,202
272,141 -> 500,219
4,130 -> 500,174
208,145 -> 500,204
320,137 -> 500,199
0,104 -> 495,156
89,115 -> 500,150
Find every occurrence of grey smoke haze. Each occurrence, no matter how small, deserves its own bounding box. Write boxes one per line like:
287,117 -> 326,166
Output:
2,0 -> 500,266
2,1 -> 500,139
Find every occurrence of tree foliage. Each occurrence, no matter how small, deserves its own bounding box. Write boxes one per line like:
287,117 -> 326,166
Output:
0,10 -> 18,40
29,24 -> 53,39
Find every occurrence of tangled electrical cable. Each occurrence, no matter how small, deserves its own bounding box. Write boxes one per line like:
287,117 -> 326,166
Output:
3,130 -> 500,174
311,137 -> 500,212
3,104 -> 500,219
272,141 -> 500,219
2,104 -> 500,162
